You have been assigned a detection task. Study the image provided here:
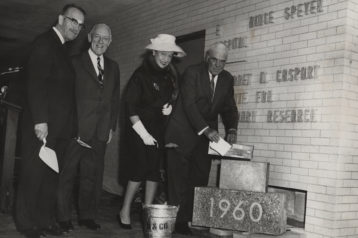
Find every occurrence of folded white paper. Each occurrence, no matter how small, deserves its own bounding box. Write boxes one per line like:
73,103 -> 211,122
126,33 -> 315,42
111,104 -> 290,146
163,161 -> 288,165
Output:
209,137 -> 232,156
76,137 -> 92,149
39,139 -> 59,173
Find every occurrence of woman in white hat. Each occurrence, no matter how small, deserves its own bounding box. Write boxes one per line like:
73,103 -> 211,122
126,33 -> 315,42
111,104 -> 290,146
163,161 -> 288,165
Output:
117,34 -> 185,229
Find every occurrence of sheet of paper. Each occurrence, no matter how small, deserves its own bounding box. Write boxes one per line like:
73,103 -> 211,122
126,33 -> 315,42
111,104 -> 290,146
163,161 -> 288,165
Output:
209,137 -> 232,156
39,144 -> 59,173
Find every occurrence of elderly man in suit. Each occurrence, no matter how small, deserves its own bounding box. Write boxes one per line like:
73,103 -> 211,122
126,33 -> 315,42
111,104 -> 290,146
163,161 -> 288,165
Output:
165,42 -> 238,235
57,23 -> 120,233
15,4 -> 86,238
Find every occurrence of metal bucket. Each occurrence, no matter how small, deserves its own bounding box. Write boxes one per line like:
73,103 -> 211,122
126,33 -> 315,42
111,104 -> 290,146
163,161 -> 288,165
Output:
143,204 -> 179,238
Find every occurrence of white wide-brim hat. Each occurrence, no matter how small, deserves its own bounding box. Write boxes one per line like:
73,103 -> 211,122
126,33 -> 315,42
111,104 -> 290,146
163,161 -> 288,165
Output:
145,34 -> 186,57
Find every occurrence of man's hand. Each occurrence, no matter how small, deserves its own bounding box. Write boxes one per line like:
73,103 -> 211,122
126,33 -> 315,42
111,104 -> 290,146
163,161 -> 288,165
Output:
226,129 -> 237,144
34,123 -> 48,141
203,128 -> 219,143
107,129 -> 113,144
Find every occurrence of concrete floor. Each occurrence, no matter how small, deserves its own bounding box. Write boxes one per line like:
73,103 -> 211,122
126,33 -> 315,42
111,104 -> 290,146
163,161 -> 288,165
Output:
0,191 -> 306,238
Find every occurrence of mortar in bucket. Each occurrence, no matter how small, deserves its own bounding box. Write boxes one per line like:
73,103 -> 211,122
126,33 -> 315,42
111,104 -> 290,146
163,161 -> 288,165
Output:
143,204 -> 179,238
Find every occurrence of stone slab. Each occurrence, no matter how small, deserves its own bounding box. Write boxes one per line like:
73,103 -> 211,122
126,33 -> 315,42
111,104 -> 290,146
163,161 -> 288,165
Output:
219,160 -> 269,192
233,231 -> 250,238
192,187 -> 287,235
209,143 -> 254,160
210,227 -> 233,236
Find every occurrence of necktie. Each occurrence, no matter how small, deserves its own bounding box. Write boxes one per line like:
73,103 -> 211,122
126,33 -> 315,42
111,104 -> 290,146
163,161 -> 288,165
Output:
97,56 -> 104,86
210,75 -> 215,100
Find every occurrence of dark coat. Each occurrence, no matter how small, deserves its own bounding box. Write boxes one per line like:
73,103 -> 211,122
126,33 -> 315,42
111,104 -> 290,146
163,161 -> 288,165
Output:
16,29 -> 76,231
118,55 -> 179,184
71,51 -> 120,142
123,55 -> 178,146
165,62 -> 238,154
22,29 -> 76,141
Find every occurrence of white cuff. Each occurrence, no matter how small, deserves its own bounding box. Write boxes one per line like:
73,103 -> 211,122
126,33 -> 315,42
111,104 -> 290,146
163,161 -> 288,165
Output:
132,120 -> 150,140
198,126 -> 209,135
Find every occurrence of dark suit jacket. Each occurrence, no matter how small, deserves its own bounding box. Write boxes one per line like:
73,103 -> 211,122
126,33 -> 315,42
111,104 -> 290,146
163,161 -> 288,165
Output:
71,51 -> 120,142
165,63 -> 238,154
22,29 -> 76,140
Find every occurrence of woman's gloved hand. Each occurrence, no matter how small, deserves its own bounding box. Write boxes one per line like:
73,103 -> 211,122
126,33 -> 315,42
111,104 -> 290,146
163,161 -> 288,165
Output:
162,103 -> 172,116
132,120 -> 157,146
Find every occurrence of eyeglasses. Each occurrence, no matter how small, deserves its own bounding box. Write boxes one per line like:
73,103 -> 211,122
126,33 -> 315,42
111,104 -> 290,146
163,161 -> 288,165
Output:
92,34 -> 111,43
63,16 -> 85,29
208,57 -> 226,65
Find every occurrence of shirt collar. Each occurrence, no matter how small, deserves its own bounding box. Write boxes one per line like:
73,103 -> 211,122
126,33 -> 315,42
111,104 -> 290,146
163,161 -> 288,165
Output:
88,49 -> 103,61
52,27 -> 65,44
88,49 -> 104,71
208,72 -> 218,81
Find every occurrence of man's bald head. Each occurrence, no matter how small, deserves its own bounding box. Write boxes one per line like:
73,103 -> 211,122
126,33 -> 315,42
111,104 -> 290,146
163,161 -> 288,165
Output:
205,42 -> 229,75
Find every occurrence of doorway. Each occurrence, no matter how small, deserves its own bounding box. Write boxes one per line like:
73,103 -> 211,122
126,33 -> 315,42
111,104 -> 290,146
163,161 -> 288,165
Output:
175,30 -> 205,74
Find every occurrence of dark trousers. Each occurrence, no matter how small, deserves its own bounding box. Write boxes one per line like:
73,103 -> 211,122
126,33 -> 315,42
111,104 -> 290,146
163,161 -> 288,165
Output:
15,130 -> 69,231
57,138 -> 106,221
167,137 -> 211,223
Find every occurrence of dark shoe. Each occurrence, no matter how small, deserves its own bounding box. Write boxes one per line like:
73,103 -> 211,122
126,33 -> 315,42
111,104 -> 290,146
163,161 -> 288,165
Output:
42,224 -> 65,236
22,228 -> 43,238
175,222 -> 192,235
78,219 -> 101,231
58,220 -> 74,233
116,214 -> 132,230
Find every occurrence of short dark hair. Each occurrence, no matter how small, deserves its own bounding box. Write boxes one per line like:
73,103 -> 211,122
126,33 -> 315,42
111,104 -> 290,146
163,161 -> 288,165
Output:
62,4 -> 86,16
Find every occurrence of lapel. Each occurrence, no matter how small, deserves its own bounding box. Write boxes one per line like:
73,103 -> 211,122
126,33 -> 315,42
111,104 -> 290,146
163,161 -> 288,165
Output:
103,56 -> 112,83
82,51 -> 100,83
200,66 -> 212,102
49,30 -> 64,51
212,72 -> 224,104
49,30 -> 72,67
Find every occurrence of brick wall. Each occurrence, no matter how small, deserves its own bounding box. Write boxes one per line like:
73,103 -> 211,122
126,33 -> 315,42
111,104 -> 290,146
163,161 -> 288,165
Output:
103,0 -> 358,236
333,0 -> 358,236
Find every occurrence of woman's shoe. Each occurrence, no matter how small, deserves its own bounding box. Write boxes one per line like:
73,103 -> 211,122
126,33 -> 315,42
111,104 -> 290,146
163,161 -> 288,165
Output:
116,214 -> 132,230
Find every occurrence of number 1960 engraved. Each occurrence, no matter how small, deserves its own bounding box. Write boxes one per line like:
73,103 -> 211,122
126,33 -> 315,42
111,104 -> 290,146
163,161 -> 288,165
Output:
210,198 -> 263,222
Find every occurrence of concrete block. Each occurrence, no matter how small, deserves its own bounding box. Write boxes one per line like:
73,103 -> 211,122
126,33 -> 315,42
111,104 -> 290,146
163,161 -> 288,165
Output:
209,227 -> 233,237
233,231 -> 250,238
219,160 -> 269,192
193,187 -> 287,235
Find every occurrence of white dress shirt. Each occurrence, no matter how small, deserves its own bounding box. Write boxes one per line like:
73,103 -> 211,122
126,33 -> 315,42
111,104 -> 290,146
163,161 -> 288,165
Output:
197,72 -> 218,135
88,49 -> 104,76
52,27 -> 65,44
209,72 -> 218,94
